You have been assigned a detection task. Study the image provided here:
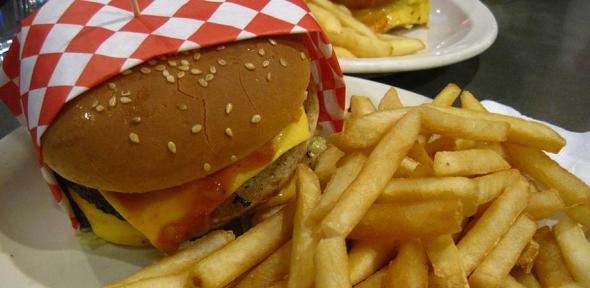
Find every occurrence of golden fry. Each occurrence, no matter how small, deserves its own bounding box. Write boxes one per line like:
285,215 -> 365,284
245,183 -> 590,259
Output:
354,268 -> 387,288
334,46 -> 356,58
473,169 -> 521,204
469,215 -> 537,288
235,241 -> 291,288
287,165 -> 322,288
328,27 -> 391,57
433,149 -> 510,177
424,234 -> 468,288
307,2 -> 341,34
350,95 -> 377,118
315,237 -> 351,288
500,275 -> 527,288
457,178 -> 529,274
516,239 -> 540,274
348,238 -> 395,285
314,145 -> 346,185
566,203 -> 590,228
512,270 -> 541,288
191,208 -> 293,288
421,106 -> 509,142
349,200 -> 463,240
432,83 -> 461,107
384,240 -> 428,288
427,105 -> 565,153
506,144 -> 590,206
525,188 -> 564,220
322,110 -> 421,238
553,216 -> 590,286
378,88 -> 403,110
533,227 -> 579,287
459,90 -> 487,112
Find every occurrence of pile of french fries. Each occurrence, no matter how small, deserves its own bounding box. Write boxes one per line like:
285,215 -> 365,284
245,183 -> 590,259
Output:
306,0 -> 425,58
106,84 -> 590,288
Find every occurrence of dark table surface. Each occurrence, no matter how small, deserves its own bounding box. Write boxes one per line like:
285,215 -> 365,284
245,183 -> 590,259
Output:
1,0 -> 589,139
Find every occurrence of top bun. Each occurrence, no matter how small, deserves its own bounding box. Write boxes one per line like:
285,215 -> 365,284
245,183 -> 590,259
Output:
41,35 -> 311,193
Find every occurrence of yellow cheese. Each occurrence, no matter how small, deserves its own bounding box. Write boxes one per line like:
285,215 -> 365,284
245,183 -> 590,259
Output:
98,108 -> 310,251
353,0 -> 430,33
70,190 -> 148,247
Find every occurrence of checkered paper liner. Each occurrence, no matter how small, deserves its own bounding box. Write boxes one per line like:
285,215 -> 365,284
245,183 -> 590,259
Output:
0,0 -> 345,230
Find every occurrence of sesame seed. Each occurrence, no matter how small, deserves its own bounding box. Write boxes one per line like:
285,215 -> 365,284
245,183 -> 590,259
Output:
203,163 -> 211,171
108,82 -> 116,90
205,73 -> 214,81
122,69 -> 132,75
198,78 -> 208,87
217,58 -> 227,66
95,105 -> 105,112
210,66 -> 216,74
251,114 -> 262,124
155,64 -> 166,71
131,116 -> 141,124
120,97 -> 132,104
166,75 -> 176,83
225,127 -> 233,137
262,60 -> 270,68
129,132 -> 140,143
191,124 -> 202,134
217,45 -> 225,50
108,96 -> 117,107
177,71 -> 186,79
269,38 -> 277,46
167,141 -> 177,154
230,155 -> 238,162
168,60 -> 177,67
121,90 -> 131,96
177,104 -> 188,111
180,59 -> 189,66
148,59 -> 157,65
300,52 -> 307,60
162,70 -> 170,77
140,67 -> 151,74
280,58 -> 288,67
191,68 -> 203,75
91,100 -> 99,108
193,52 -> 201,61
178,65 -> 190,71
225,103 -> 233,114
258,48 -> 265,56
244,63 -> 256,71
266,72 -> 271,82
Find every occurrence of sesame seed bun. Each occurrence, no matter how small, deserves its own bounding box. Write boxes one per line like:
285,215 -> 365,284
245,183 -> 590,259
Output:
41,35 -> 311,193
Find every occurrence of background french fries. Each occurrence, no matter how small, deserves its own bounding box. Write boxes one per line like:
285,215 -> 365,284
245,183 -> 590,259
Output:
350,96 -> 377,118
109,83 -> 590,288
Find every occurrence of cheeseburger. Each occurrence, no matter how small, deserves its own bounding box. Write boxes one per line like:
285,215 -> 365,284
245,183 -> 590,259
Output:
41,35 -> 319,253
333,0 -> 430,33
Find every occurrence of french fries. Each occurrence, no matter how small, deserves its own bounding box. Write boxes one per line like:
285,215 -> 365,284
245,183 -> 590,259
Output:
433,149 -> 511,177
533,227 -> 580,287
469,215 -> 537,288
191,208 -> 293,288
457,178 -> 529,274
552,216 -> 590,286
348,200 -> 463,239
349,96 -> 376,118
314,237 -> 351,288
321,110 -> 421,238
506,144 -> 590,206
309,0 -> 425,58
424,234 -> 468,288
287,165 -> 322,288
110,84 -> 589,288
348,239 -> 395,285
384,240 -> 429,288
106,230 -> 235,288
235,241 -> 291,288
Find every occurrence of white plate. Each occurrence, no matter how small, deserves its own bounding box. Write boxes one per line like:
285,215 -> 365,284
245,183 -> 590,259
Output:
0,77 -> 427,288
339,0 -> 498,74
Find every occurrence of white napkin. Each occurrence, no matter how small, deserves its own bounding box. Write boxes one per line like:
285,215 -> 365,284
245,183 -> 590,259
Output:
481,100 -> 590,185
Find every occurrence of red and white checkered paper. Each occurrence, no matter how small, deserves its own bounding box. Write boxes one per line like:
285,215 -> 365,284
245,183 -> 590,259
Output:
0,0 -> 345,230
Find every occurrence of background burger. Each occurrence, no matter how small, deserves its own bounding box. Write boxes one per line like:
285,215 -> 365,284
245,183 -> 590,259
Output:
41,35 -> 320,253
332,0 -> 430,33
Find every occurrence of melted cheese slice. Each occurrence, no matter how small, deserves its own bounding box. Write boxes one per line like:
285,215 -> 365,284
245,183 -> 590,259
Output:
353,0 -> 430,33
99,108 -> 310,252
